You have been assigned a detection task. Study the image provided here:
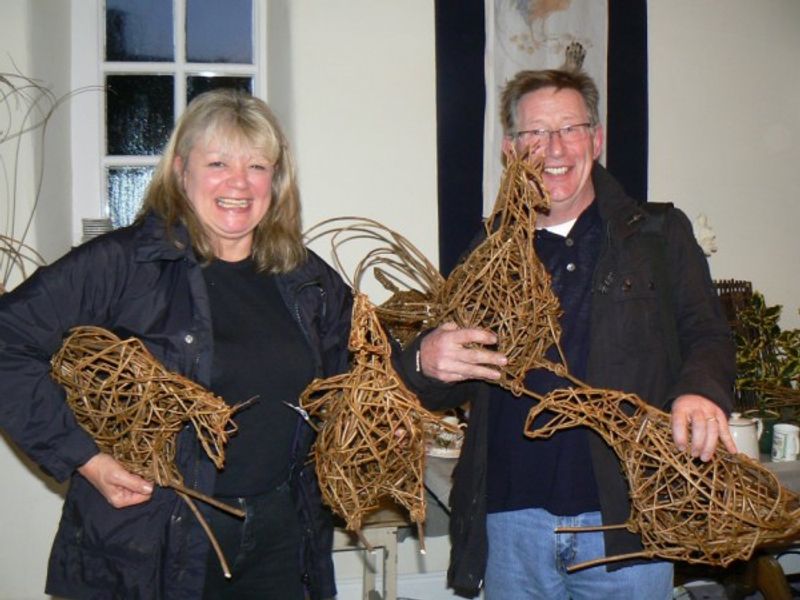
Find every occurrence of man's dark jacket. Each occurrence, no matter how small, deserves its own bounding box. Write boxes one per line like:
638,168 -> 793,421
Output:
403,164 -> 735,597
0,213 -> 352,599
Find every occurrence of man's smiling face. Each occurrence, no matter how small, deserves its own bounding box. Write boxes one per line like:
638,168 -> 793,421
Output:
506,87 -> 603,227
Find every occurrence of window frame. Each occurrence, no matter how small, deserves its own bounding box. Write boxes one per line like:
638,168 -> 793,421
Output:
69,0 -> 267,245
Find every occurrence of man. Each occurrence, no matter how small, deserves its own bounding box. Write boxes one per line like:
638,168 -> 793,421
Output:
407,69 -> 736,599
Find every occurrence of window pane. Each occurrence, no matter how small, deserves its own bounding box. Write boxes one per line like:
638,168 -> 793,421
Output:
106,75 -> 174,156
187,76 -> 253,103
107,167 -> 155,228
106,0 -> 173,62
186,0 -> 252,63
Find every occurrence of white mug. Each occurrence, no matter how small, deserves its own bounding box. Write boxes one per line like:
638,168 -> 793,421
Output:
771,423 -> 800,462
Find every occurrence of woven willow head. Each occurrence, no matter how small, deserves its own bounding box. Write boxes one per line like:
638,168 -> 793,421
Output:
435,145 -> 566,395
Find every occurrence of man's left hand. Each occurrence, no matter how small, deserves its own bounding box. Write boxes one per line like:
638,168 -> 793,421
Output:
671,394 -> 737,462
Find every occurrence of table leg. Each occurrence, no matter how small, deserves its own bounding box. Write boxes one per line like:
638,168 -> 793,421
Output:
754,554 -> 793,600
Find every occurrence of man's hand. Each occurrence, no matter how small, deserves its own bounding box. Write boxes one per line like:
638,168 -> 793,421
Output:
671,394 -> 737,462
419,322 -> 508,383
78,453 -> 154,508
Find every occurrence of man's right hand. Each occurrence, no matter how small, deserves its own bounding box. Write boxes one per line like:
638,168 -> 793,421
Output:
419,322 -> 508,383
78,453 -> 154,508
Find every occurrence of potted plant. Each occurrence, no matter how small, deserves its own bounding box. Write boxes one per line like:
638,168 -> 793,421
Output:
734,291 -> 800,453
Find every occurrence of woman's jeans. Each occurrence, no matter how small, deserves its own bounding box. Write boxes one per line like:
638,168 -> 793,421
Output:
485,507 -> 673,600
202,481 -> 306,600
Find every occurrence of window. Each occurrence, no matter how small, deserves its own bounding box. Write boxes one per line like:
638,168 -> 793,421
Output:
70,0 -> 266,242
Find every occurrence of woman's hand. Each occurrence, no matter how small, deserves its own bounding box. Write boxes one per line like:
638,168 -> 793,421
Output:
78,453 -> 154,508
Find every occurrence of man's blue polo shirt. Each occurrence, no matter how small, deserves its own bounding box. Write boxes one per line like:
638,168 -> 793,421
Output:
487,200 -> 603,516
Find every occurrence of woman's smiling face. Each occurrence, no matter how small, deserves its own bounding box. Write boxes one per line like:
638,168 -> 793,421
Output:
176,134 -> 273,261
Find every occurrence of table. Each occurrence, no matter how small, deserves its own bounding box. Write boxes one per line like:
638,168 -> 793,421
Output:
333,500 -> 411,600
763,454 -> 800,492
331,460 -> 457,600
424,455 -> 457,511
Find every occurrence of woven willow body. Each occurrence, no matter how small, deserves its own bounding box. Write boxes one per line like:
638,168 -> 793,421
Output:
50,326 -> 242,576
300,293 -> 456,548
435,148 -> 565,395
524,387 -> 800,568
51,326 -> 236,484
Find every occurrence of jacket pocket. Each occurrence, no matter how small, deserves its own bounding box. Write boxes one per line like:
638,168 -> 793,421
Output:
48,478 -> 167,597
604,267 -> 662,353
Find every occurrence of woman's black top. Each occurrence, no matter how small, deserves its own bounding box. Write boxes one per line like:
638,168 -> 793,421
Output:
203,258 -> 314,497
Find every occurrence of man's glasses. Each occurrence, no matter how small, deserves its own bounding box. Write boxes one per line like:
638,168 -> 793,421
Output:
512,122 -> 593,145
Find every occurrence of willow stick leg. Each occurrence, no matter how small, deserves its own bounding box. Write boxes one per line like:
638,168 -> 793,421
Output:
555,523 -> 629,533
566,550 -> 654,573
177,491 -> 233,579
170,482 -> 245,518
416,521 -> 426,555
356,529 -> 374,552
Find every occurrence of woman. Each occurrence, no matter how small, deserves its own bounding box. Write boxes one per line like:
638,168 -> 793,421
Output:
0,89 -> 351,599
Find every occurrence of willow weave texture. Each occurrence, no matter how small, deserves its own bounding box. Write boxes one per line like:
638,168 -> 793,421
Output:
299,293 -> 457,550
525,386 -> 800,569
50,326 -> 243,576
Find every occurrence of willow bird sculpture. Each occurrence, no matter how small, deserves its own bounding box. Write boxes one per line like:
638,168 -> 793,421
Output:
523,386 -> 800,569
434,146 -> 565,396
304,216 -> 445,348
299,293 -> 458,552
50,326 -> 245,577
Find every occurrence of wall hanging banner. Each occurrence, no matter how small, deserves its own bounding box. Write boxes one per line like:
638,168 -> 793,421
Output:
483,0 -> 608,215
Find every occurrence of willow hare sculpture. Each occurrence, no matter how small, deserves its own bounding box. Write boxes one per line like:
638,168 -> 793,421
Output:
524,387 -> 800,569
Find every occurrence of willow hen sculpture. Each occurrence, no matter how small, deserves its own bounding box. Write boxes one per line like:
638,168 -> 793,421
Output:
50,326 -> 244,576
304,216 -> 445,348
434,146 -> 566,395
299,293 -> 457,551
523,386 -> 800,569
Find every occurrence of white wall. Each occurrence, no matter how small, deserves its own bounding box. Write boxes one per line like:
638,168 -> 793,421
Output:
0,2 -> 71,599
1,1 -> 799,598
267,0 -> 440,301
648,0 -> 800,329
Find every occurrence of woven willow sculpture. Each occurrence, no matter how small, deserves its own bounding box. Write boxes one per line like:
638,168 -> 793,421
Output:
434,147 -> 565,395
50,326 -> 243,577
524,386 -> 800,569
299,293 -> 457,551
750,383 -> 800,422
304,216 -> 445,348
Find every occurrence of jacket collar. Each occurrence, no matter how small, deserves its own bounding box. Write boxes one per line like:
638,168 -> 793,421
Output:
591,163 -> 650,240
132,212 -> 194,263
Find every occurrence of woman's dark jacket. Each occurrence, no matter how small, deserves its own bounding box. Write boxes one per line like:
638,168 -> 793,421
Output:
403,164 -> 735,597
0,212 -> 352,599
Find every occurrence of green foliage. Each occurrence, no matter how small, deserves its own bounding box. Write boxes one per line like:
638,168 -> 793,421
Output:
735,292 -> 800,396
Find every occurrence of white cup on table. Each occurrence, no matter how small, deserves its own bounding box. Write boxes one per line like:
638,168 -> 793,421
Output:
771,423 -> 800,462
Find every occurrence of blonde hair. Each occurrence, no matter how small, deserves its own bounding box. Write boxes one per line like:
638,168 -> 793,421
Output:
139,88 -> 306,272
